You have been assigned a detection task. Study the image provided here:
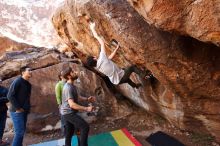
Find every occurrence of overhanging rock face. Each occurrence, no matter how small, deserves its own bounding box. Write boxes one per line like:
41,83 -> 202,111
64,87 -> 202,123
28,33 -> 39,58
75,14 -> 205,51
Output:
127,0 -> 220,46
52,0 -> 220,142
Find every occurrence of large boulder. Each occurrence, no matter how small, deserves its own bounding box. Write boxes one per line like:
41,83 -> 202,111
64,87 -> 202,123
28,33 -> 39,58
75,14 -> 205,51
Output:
52,0 -> 220,142
127,0 -> 220,46
0,37 -> 33,57
0,42 -> 132,133
0,47 -> 61,80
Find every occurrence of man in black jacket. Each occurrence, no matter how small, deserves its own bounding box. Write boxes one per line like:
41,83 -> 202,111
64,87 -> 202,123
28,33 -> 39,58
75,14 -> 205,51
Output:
7,67 -> 32,146
0,79 -> 9,146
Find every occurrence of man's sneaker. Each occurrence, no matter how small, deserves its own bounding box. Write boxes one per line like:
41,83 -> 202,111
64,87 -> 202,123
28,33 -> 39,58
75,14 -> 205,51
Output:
145,74 -> 156,84
140,69 -> 151,79
0,141 -> 10,146
145,74 -> 154,80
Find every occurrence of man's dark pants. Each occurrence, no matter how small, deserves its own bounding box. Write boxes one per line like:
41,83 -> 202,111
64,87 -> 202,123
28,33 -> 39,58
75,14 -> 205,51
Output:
64,113 -> 89,146
61,114 -> 65,136
0,109 -> 7,141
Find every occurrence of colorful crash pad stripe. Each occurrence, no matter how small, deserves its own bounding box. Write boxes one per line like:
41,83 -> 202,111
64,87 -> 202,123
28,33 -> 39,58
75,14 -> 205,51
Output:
110,128 -> 142,146
121,128 -> 142,146
30,128 -> 142,146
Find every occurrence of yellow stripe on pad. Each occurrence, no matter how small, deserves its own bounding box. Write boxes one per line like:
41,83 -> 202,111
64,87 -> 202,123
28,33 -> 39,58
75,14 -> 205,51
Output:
111,130 -> 135,146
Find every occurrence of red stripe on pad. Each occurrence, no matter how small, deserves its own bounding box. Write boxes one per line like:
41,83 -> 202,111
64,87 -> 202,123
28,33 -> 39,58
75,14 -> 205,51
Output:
121,128 -> 142,146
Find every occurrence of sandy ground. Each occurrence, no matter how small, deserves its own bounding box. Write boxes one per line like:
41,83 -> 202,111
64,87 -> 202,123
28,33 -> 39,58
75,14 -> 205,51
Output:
3,109 -> 220,146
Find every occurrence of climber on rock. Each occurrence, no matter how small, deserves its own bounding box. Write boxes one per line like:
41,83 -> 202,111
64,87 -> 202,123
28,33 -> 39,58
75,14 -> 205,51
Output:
86,22 -> 153,88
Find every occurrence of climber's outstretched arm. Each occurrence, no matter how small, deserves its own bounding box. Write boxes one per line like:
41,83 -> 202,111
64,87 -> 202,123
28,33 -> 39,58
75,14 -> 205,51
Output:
89,22 -> 105,54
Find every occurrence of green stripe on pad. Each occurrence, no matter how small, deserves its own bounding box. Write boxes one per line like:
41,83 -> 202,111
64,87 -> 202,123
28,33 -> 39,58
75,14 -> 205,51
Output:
88,132 -> 118,146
